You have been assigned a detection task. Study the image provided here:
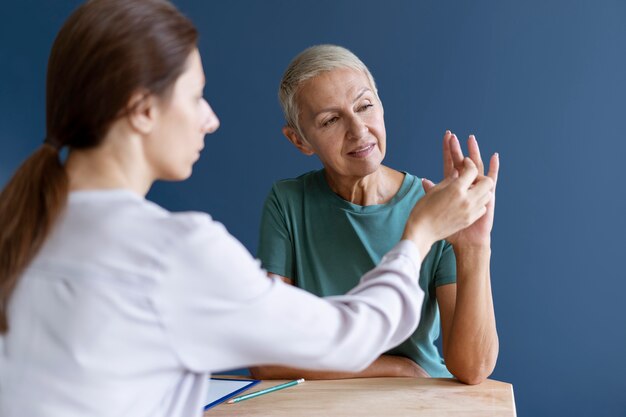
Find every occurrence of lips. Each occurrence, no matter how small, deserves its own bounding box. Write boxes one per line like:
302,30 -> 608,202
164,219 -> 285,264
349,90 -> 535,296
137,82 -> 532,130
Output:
347,143 -> 375,158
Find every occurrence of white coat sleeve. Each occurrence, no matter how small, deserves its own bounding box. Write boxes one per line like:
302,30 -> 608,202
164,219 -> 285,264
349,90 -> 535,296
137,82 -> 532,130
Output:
153,214 -> 424,373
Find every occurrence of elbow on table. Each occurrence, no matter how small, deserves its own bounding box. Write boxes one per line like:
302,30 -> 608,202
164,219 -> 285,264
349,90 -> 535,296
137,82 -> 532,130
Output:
454,371 -> 488,386
445,342 -> 499,385
448,362 -> 494,385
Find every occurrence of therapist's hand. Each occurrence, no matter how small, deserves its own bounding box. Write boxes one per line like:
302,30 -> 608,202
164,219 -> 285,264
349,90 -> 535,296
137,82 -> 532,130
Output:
402,157 -> 492,257
442,132 -> 499,248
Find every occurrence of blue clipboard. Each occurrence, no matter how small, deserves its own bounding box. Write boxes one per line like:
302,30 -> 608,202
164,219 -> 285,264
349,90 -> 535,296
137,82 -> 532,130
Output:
204,377 -> 261,410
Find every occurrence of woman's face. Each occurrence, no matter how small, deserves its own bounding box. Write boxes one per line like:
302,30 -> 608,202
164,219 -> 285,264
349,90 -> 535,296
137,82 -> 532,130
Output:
147,48 -> 219,181
292,67 -> 386,180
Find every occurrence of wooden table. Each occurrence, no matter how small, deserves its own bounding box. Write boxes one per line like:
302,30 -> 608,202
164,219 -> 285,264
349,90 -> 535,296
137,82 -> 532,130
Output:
205,377 -> 516,416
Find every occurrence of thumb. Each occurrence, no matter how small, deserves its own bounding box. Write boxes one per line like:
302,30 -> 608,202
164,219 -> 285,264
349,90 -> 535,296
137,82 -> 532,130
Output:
421,178 -> 436,193
458,157 -> 478,189
423,170 -> 457,193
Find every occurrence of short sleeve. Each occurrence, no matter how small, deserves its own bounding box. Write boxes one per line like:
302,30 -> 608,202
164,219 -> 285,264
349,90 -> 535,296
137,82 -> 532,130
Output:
257,186 -> 294,278
434,240 -> 457,287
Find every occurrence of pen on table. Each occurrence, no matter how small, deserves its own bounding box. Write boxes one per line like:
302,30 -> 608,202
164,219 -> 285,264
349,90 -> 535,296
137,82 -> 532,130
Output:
226,378 -> 305,404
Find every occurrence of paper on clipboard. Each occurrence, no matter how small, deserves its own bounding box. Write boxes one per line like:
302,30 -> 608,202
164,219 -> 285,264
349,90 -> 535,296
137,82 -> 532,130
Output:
204,377 -> 260,410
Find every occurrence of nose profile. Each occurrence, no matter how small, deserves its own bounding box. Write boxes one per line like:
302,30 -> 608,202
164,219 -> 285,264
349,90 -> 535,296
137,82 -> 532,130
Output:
203,100 -> 220,134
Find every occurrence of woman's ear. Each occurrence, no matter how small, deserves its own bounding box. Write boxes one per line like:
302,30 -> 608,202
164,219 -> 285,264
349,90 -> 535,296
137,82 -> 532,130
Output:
282,126 -> 315,156
126,91 -> 158,135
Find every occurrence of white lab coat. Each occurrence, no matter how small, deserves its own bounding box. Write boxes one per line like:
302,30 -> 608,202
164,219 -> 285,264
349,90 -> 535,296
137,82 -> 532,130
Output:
0,189 -> 424,417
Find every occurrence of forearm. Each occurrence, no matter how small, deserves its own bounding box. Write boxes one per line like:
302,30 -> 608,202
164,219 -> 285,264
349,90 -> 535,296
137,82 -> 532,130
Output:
444,244 -> 499,384
250,355 -> 428,380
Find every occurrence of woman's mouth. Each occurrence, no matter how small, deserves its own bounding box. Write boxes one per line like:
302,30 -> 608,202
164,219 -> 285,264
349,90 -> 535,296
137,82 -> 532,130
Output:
347,144 -> 375,158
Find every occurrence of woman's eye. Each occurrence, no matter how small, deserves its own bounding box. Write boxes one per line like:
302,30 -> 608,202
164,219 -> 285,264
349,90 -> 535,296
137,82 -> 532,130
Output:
358,103 -> 373,112
323,117 -> 338,127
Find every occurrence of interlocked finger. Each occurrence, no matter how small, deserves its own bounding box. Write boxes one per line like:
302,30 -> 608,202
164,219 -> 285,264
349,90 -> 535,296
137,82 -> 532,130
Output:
456,158 -> 479,190
468,175 -> 494,206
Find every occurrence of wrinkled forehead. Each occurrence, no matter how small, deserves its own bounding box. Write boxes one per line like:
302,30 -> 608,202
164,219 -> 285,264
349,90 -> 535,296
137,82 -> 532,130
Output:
296,67 -> 376,112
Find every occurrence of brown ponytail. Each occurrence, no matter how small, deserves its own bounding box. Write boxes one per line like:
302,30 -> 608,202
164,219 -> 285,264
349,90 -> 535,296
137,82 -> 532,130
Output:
0,0 -> 197,332
0,144 -> 67,332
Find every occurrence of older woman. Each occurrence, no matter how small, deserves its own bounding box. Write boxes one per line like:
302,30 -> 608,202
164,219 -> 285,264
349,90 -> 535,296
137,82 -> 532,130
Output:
251,45 -> 499,384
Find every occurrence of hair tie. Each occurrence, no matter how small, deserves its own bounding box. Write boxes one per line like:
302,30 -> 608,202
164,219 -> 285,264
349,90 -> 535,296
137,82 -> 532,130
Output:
43,136 -> 62,151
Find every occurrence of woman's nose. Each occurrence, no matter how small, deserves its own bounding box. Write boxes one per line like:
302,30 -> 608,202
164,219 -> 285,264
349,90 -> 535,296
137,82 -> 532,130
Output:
202,99 -> 220,134
346,114 -> 367,140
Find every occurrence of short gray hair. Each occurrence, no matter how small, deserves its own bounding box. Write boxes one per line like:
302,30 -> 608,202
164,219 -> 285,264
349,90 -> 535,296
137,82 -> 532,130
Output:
278,44 -> 378,137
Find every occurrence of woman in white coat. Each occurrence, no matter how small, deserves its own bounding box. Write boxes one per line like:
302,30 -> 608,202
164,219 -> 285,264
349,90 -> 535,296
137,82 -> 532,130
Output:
0,1 -> 494,417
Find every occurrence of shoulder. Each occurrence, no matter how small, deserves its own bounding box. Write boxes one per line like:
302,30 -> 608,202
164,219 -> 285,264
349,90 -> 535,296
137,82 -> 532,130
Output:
37,192 -> 238,287
69,191 -> 232,259
401,171 -> 424,192
400,172 -> 427,206
112,196 -> 226,246
269,170 -> 320,197
384,170 -> 424,207
156,210 -> 232,250
262,170 -> 323,213
152,210 -> 253,283
159,210 -> 215,234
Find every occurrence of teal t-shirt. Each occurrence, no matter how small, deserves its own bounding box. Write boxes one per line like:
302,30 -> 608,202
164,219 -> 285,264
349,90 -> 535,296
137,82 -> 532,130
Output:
257,169 -> 456,377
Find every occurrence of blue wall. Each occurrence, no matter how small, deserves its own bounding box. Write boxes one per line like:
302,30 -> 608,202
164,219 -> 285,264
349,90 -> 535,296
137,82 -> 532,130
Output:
1,1 -> 625,416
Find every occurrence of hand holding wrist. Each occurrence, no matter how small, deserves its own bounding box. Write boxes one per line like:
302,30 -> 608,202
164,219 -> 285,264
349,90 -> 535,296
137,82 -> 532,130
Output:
401,218 -> 436,261
402,158 -> 491,258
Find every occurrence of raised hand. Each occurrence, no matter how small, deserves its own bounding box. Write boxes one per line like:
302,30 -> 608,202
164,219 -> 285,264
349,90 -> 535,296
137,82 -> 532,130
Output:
441,132 -> 499,247
402,158 -> 493,255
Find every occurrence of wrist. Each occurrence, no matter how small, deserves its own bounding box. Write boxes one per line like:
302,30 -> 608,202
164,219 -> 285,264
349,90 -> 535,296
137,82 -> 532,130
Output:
453,243 -> 492,274
402,221 -> 435,260
452,240 -> 491,255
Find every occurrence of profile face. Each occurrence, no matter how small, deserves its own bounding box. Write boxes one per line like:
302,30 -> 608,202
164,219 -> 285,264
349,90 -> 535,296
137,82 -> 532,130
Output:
295,67 -> 386,180
147,48 -> 220,181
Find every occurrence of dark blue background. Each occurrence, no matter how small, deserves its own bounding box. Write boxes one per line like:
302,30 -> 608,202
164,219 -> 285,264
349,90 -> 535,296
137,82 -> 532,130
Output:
1,1 -> 625,416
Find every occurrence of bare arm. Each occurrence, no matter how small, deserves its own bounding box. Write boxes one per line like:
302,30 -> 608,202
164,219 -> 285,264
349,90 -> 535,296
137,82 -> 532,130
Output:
250,273 -> 430,380
250,353 -> 429,380
436,132 -> 500,385
436,249 -> 498,385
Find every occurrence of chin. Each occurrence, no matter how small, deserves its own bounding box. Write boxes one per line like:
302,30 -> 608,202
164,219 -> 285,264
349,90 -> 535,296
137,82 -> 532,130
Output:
352,159 -> 383,177
162,166 -> 194,182
179,167 -> 194,180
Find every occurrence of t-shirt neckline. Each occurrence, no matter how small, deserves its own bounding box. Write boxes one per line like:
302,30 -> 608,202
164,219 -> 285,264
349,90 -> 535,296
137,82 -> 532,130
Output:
315,169 -> 416,214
